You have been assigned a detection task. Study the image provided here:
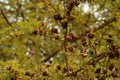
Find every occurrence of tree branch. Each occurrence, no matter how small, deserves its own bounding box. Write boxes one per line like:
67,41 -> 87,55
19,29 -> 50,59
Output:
41,47 -> 62,63
93,18 -> 116,32
65,52 -> 109,77
77,17 -> 116,40
0,9 -> 12,27
16,1 -> 22,22
65,17 -> 117,77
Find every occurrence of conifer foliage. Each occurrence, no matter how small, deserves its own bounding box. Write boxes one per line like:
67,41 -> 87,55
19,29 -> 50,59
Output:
0,0 -> 120,80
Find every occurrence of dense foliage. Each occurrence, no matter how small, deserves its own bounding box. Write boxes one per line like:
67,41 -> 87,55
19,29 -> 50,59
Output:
0,0 -> 120,80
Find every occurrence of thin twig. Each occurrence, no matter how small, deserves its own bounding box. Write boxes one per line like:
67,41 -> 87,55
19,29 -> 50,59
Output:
63,26 -> 69,73
16,1 -> 22,22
